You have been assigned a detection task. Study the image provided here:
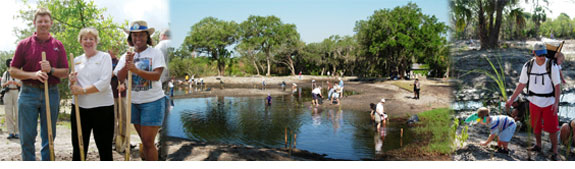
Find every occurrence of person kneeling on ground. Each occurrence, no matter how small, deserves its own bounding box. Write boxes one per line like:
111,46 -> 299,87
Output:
477,107 -> 517,154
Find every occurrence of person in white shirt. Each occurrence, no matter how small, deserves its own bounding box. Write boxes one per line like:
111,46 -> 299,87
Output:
115,21 -> 166,161
155,29 -> 171,89
506,42 -> 562,161
375,98 -> 388,130
68,28 -> 114,160
2,59 -> 21,139
311,87 -> 322,106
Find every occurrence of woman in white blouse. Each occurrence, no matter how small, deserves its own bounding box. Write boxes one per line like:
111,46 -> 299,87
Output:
69,28 -> 114,161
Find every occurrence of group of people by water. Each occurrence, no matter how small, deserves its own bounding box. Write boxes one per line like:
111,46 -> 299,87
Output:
1,8 -> 172,161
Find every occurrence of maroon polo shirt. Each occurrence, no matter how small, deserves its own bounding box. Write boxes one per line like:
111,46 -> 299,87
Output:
11,32 -> 69,85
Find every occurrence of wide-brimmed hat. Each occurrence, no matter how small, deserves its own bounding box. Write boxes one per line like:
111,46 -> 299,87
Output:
124,20 -> 155,35
533,42 -> 547,56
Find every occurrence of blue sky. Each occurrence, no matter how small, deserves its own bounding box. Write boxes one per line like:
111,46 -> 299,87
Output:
170,0 -> 449,49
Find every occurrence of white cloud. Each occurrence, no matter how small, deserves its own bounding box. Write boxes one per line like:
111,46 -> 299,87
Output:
0,0 -> 27,51
94,0 -> 169,31
520,0 -> 575,19
0,0 -> 169,51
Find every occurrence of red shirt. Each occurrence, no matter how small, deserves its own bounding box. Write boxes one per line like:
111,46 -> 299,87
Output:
12,33 -> 69,85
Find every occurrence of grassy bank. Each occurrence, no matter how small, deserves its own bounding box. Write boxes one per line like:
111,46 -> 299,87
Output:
391,81 -> 414,92
414,108 -> 454,154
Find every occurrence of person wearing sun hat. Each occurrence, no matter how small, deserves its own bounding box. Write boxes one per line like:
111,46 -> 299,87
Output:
114,20 -> 166,161
375,98 -> 388,130
505,42 -> 562,160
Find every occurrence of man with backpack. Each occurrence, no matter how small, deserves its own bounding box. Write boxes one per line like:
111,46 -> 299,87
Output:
506,42 -> 562,161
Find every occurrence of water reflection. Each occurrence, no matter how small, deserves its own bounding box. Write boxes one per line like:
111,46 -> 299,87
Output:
166,93 -> 412,160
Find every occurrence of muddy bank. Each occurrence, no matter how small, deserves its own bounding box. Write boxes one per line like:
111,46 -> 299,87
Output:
165,137 -> 339,161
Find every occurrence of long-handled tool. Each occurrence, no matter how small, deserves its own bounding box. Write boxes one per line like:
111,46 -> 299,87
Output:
42,52 -> 55,161
69,53 -> 85,161
115,79 -> 125,153
125,48 -> 133,161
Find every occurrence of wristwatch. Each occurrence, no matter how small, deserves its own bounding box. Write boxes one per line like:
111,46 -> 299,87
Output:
48,67 -> 54,76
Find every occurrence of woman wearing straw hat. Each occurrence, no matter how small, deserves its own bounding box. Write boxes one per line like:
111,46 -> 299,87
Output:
114,20 -> 166,161
69,27 -> 115,160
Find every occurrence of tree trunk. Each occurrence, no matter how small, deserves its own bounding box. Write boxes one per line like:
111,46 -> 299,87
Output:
287,54 -> 296,76
487,0 -> 505,49
253,60 -> 260,76
266,51 -> 271,77
478,0 -> 489,49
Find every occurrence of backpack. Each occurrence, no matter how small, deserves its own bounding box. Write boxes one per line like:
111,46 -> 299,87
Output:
525,58 -> 556,97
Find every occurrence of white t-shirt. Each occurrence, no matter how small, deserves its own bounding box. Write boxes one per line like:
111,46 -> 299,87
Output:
488,115 -> 515,135
312,88 -> 321,94
1,71 -> 21,89
155,39 -> 171,83
73,51 -> 114,108
376,102 -> 385,115
113,47 -> 166,104
519,58 -> 561,107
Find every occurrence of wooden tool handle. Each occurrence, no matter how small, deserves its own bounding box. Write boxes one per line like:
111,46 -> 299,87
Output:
42,52 -> 55,161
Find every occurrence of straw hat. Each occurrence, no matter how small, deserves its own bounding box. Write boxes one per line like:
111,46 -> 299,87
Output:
124,20 -> 155,35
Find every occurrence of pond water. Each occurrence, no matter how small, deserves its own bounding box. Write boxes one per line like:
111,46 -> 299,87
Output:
452,91 -> 575,120
166,89 -> 412,160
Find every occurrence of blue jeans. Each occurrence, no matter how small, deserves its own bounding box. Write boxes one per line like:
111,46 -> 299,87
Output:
132,97 -> 165,126
18,84 -> 59,161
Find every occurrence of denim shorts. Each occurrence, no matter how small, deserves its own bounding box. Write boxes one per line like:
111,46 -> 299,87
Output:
131,97 -> 165,126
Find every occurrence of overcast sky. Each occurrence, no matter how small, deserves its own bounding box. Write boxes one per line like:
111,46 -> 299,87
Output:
0,0 -> 169,51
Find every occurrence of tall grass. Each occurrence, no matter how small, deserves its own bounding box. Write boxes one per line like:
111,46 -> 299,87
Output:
414,108 -> 455,154
464,54 -> 508,110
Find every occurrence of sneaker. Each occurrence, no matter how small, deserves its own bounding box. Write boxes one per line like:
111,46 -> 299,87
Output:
528,145 -> 541,152
7,134 -> 14,139
550,154 -> 561,161
13,134 -> 18,139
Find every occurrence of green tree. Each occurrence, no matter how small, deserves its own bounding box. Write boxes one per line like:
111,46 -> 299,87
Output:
182,17 -> 238,76
239,15 -> 298,76
355,3 -> 448,78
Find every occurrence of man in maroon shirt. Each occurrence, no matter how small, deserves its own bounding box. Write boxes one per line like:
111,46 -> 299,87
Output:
9,8 -> 69,161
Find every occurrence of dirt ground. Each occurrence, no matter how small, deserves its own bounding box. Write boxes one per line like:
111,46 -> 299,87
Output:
0,107 -> 144,161
453,123 -> 575,161
165,137 -> 338,161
